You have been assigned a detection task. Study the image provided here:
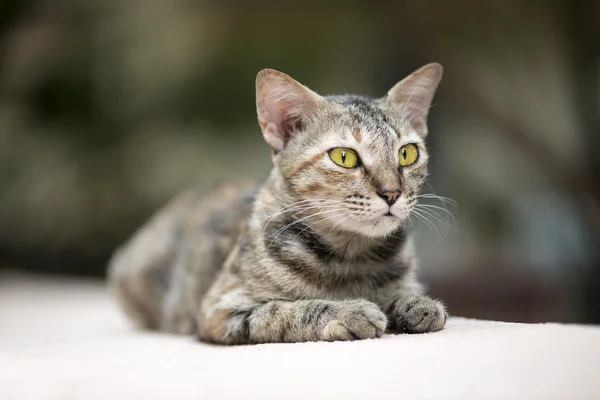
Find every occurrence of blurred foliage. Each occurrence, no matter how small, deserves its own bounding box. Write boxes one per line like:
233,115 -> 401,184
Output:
0,0 -> 598,322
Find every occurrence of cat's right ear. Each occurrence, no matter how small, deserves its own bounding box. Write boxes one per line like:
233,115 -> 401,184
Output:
256,69 -> 324,152
385,63 -> 443,138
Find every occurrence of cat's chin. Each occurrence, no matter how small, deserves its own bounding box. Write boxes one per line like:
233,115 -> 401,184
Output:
340,215 -> 404,238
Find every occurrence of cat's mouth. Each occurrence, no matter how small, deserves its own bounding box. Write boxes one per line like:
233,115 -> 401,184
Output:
366,210 -> 398,222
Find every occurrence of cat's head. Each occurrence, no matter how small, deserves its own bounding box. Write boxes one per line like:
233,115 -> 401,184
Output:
256,64 -> 442,237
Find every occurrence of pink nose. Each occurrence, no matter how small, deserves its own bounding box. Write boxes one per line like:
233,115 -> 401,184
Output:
376,189 -> 401,206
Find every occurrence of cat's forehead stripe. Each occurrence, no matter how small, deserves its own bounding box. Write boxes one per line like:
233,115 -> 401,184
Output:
332,96 -> 426,146
345,98 -> 396,146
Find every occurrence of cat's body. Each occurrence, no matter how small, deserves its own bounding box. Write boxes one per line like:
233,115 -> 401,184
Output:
108,64 -> 447,344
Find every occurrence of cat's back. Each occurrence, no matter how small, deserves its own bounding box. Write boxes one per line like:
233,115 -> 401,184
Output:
116,180 -> 257,265
182,181 -> 257,236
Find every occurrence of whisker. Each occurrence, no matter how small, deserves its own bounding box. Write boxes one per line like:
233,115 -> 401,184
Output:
404,214 -> 415,230
407,104 -> 436,123
415,203 -> 455,217
416,194 -> 458,207
271,201 -> 343,230
415,192 -> 458,231
414,204 -> 457,227
413,206 -> 454,231
259,199 -> 342,232
292,211 -> 349,241
411,208 -> 442,239
242,199 -> 343,244
400,77 -> 422,122
329,214 -> 352,234
266,208 -> 346,251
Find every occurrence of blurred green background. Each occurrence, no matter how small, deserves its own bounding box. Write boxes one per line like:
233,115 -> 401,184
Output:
1,0 -> 599,323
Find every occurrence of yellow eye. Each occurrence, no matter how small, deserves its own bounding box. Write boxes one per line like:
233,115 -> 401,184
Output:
398,144 -> 419,166
329,147 -> 359,168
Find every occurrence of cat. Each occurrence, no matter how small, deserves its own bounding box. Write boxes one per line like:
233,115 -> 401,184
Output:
107,63 -> 447,344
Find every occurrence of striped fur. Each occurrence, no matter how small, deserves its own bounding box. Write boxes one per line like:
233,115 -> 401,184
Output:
108,64 -> 447,344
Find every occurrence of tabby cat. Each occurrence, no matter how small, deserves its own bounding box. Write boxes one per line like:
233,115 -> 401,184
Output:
108,63 -> 447,344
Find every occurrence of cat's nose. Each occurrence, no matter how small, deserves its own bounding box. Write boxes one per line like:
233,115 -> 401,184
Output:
376,188 -> 401,206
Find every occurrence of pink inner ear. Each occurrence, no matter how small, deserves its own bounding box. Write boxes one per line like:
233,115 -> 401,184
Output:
260,121 -> 285,152
395,86 -> 433,119
389,86 -> 438,137
386,64 -> 443,137
257,73 -> 322,151
265,98 -> 300,137
389,89 -> 433,136
259,97 -> 296,151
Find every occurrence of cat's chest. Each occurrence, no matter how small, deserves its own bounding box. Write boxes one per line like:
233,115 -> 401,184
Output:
259,218 -> 410,300
273,256 -> 407,301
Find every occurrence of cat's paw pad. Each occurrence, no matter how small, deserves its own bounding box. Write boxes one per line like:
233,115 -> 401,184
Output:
392,296 -> 446,333
322,299 -> 387,341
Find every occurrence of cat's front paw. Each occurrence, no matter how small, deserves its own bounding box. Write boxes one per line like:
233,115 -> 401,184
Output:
321,299 -> 387,341
390,295 -> 446,333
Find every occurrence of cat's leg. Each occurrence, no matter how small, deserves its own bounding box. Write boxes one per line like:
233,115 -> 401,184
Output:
160,267 -> 196,335
386,294 -> 447,333
198,291 -> 387,344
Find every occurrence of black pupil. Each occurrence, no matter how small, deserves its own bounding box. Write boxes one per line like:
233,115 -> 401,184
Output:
341,150 -> 346,163
402,148 -> 407,159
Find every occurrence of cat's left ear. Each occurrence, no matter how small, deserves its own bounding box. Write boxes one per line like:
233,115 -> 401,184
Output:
385,63 -> 443,137
256,69 -> 325,152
